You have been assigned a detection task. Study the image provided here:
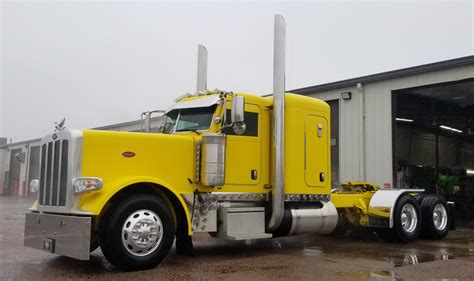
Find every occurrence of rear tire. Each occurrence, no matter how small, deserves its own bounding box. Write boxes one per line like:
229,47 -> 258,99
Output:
376,194 -> 421,242
99,194 -> 176,271
420,195 -> 449,239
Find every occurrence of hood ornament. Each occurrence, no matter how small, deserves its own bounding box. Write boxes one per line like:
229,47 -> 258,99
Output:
54,118 -> 66,132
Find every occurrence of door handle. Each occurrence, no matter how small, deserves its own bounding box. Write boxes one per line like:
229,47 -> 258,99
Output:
319,172 -> 325,182
251,170 -> 258,180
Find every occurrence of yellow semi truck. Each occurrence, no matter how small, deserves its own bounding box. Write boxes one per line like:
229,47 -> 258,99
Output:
24,15 -> 453,271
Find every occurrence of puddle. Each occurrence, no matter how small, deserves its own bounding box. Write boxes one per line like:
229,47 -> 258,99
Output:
302,246 -> 323,257
337,270 -> 401,281
370,270 -> 402,281
272,240 -> 283,249
388,249 -> 457,267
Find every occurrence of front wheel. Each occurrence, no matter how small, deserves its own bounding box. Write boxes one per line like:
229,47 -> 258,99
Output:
376,194 -> 421,242
99,194 -> 176,271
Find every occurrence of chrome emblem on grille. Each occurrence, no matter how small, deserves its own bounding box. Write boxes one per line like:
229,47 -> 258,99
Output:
54,118 -> 66,132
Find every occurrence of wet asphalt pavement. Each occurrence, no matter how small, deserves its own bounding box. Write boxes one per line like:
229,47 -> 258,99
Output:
1,196 -> 474,280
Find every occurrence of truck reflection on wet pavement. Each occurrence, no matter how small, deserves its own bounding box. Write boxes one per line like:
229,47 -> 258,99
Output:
1,196 -> 474,280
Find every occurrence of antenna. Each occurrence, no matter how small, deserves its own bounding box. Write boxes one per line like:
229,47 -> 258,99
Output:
196,44 -> 208,93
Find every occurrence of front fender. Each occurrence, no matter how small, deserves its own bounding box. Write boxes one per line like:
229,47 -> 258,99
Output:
78,176 -> 193,235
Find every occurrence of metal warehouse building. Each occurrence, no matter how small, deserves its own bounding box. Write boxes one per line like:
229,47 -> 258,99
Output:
292,55 -> 474,219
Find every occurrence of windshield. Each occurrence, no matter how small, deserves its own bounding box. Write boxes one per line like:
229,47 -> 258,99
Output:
162,105 -> 217,134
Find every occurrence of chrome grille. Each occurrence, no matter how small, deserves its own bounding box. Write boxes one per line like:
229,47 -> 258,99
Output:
39,139 -> 69,206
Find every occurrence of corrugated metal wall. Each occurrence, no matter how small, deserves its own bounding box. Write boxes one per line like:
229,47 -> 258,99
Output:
304,64 -> 474,187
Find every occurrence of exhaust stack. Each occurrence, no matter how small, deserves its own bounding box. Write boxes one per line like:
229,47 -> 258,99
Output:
268,14 -> 286,231
197,44 -> 208,92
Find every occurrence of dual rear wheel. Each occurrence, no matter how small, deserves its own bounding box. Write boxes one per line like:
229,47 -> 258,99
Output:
376,194 -> 449,242
419,195 -> 449,239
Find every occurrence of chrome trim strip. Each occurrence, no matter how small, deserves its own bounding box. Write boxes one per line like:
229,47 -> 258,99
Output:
285,194 -> 330,203
188,192 -> 330,203
195,141 -> 201,183
213,192 -> 268,202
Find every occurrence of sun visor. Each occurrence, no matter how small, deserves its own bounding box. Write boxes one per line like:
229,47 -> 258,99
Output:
165,95 -> 221,114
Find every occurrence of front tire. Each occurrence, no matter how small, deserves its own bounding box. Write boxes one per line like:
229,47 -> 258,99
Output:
376,194 -> 421,242
99,194 -> 176,271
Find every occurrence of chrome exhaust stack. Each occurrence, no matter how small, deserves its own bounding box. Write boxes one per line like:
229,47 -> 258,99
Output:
267,14 -> 286,232
196,44 -> 208,93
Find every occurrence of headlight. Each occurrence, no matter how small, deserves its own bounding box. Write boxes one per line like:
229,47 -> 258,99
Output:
29,179 -> 39,193
73,177 -> 103,194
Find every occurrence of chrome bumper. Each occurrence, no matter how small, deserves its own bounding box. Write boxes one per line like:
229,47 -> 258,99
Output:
24,213 -> 91,260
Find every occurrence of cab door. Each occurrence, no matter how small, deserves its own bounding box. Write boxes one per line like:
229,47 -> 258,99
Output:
305,114 -> 330,188
223,104 -> 262,187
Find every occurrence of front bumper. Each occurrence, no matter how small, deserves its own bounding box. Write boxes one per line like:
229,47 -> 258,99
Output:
24,213 -> 91,260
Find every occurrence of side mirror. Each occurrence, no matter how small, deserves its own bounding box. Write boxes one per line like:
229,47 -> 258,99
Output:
231,96 -> 245,123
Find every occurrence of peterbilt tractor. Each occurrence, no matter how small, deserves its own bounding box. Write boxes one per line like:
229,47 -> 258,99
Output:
24,15 -> 454,271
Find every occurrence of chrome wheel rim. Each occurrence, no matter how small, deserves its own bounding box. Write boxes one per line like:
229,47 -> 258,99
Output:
433,203 -> 448,231
400,204 -> 418,233
122,209 -> 163,257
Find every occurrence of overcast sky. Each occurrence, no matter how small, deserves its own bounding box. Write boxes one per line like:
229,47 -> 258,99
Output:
1,0 -> 473,142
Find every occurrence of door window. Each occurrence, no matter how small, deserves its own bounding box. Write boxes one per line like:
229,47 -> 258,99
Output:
222,111 -> 259,137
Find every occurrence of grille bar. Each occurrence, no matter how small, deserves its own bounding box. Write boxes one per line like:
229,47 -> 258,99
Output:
52,141 -> 60,205
39,139 -> 69,207
39,144 -> 46,205
59,140 -> 68,205
56,141 -> 62,206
